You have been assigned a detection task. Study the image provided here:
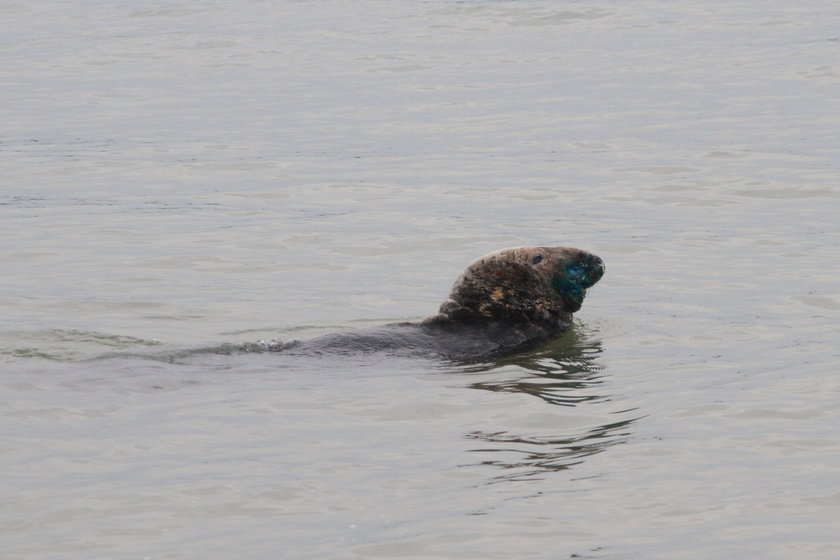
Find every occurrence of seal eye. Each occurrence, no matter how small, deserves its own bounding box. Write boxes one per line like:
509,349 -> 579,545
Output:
531,254 -> 543,266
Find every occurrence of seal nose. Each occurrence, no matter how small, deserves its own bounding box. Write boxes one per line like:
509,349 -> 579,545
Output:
587,254 -> 605,283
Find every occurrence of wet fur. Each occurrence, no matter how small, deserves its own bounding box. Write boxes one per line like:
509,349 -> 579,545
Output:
252,246 -> 604,360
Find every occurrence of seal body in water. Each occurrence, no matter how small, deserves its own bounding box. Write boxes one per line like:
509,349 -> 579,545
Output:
255,246 -> 604,360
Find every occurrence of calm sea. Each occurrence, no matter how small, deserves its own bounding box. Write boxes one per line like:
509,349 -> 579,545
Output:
2,1 -> 839,558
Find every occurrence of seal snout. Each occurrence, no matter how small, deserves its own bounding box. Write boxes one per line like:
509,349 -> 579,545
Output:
568,252 -> 604,289
586,253 -> 605,284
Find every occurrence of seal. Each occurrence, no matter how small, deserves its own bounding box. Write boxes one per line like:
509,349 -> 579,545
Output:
253,246 -> 604,360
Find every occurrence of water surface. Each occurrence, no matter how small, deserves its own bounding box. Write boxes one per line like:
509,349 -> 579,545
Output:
2,1 -> 840,558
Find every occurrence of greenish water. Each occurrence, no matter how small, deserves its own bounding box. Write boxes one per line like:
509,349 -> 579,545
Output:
2,1 -> 840,558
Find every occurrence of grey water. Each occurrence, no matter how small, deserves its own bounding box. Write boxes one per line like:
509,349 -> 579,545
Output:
2,1 -> 840,558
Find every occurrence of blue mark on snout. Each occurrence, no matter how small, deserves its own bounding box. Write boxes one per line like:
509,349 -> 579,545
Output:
552,256 -> 605,302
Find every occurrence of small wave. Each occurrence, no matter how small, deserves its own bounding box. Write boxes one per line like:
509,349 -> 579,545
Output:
1,329 -> 163,363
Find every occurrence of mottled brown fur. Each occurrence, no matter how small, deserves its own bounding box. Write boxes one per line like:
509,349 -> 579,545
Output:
430,246 -> 603,332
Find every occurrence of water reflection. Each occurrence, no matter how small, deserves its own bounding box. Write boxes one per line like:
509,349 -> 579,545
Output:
470,328 -> 607,406
465,418 -> 637,484
460,325 -> 641,483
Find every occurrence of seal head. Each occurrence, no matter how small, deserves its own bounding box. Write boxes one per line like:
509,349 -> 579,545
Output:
433,246 -> 604,333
